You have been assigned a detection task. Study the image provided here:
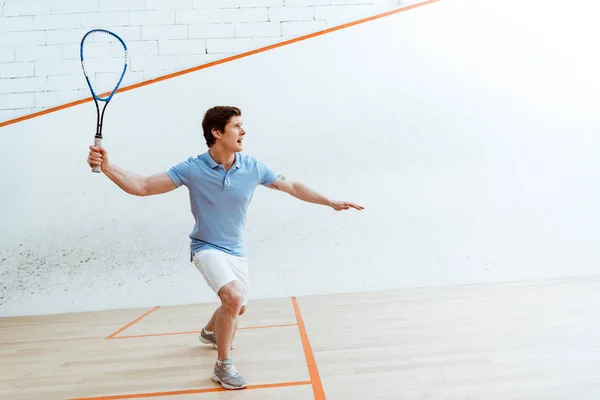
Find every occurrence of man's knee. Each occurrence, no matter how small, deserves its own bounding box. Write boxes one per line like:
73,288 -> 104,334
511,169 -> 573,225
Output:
219,281 -> 244,315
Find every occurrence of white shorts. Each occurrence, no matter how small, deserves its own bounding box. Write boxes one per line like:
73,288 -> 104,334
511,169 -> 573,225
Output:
192,249 -> 249,306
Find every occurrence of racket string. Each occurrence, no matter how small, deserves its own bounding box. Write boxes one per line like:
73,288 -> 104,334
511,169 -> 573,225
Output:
81,30 -> 128,99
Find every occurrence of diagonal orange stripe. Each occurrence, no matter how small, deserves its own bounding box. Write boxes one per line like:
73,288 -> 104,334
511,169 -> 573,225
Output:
292,297 -> 325,400
106,307 -> 160,339
112,323 -> 298,339
68,380 -> 312,399
113,330 -> 202,339
0,0 -> 440,129
239,323 -> 298,330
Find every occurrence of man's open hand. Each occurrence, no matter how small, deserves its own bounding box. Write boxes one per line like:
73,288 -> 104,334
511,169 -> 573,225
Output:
330,201 -> 364,211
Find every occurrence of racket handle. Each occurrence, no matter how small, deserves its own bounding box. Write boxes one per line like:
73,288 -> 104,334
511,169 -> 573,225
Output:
91,137 -> 102,173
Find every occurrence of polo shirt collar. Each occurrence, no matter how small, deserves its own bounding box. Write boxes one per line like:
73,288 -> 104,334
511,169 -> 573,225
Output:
205,151 -> 219,169
204,151 -> 240,170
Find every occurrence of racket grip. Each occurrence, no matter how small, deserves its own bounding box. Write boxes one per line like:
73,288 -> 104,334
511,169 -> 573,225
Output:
91,137 -> 102,173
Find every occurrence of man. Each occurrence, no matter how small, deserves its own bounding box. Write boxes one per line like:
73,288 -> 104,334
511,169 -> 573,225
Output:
87,106 -> 363,390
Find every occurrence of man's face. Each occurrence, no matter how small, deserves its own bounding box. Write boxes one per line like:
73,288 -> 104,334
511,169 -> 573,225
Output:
215,115 -> 245,152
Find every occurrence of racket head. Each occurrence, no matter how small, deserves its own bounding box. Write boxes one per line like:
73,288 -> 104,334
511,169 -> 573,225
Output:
80,29 -> 128,103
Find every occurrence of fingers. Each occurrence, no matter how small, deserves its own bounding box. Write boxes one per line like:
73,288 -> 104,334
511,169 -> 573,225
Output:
88,156 -> 102,165
88,145 -> 107,155
87,145 -> 105,167
349,203 -> 364,210
88,156 -> 102,167
89,145 -> 106,154
88,151 -> 103,162
334,201 -> 364,211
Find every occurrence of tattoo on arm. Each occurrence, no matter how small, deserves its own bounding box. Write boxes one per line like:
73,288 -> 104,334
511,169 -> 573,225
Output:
268,175 -> 286,191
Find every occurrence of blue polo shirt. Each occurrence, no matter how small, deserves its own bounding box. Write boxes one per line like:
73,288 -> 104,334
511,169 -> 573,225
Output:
165,151 -> 278,259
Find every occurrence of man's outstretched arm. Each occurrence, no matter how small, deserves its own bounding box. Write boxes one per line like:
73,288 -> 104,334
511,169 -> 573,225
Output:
267,175 -> 364,211
88,145 -> 177,197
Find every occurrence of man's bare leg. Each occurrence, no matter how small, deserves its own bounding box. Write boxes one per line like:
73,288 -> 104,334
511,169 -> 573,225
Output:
202,305 -> 245,350
204,307 -> 220,333
230,305 -> 245,345
215,281 -> 243,361
211,280 -> 247,389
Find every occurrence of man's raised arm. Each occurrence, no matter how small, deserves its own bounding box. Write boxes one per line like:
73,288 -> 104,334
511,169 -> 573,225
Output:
88,145 -> 177,197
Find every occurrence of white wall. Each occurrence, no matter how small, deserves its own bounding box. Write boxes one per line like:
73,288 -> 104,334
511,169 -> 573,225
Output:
0,0 -> 405,122
1,0 -> 600,317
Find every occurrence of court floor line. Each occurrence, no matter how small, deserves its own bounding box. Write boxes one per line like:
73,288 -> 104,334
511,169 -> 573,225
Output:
73,299 -> 318,399
106,306 -> 160,339
106,305 -> 299,340
292,296 -> 325,400
68,380 -> 313,400
0,0 -> 440,129
112,323 -> 299,339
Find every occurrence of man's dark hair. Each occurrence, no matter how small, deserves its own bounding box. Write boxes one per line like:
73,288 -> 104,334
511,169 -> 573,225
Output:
202,106 -> 242,147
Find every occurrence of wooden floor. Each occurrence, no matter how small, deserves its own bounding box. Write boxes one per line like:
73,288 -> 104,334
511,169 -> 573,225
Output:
2,276 -> 600,400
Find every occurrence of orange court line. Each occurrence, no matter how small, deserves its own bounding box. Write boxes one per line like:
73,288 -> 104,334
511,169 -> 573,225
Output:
0,0 -> 440,129
105,306 -> 160,339
68,380 -> 312,400
292,297 -> 326,400
112,323 -> 298,339
239,323 -> 298,330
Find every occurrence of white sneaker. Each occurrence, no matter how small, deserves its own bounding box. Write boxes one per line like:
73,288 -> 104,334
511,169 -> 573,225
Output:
212,359 -> 248,390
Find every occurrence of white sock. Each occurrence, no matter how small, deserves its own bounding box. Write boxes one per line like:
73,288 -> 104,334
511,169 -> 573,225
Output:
204,328 -> 214,335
